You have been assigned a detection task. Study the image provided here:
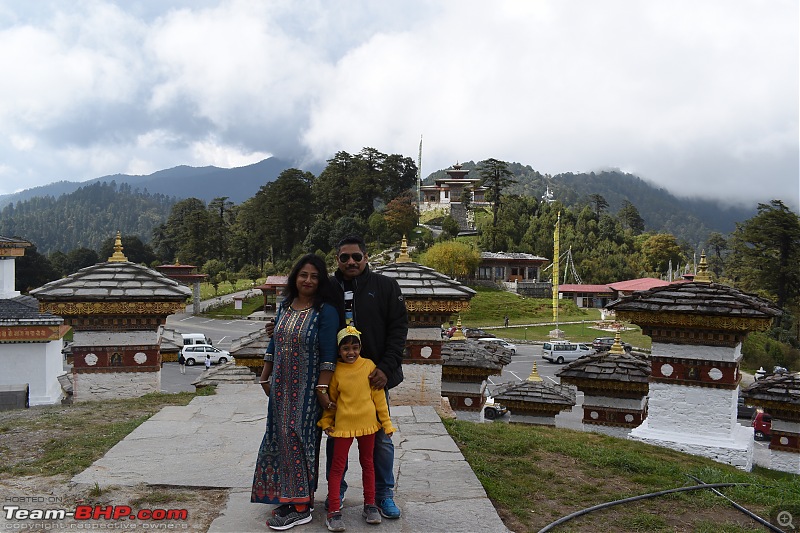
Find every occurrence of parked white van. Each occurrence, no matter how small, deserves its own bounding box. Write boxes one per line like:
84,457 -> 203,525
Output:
181,344 -> 232,366
542,340 -> 593,364
182,333 -> 212,346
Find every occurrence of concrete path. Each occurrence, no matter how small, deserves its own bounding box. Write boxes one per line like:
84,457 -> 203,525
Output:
73,384 -> 510,532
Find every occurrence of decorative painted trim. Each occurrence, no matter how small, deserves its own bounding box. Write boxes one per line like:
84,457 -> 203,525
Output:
0,325 -> 69,342
583,406 -> 646,428
615,311 -> 773,333
650,356 -> 740,389
501,399 -> 571,416
406,299 -> 472,314
770,430 -> 800,453
446,393 -> 485,412
39,301 -> 187,316
559,377 -> 648,396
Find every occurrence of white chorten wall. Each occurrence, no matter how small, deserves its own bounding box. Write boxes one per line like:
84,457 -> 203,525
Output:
630,341 -> 753,470
0,257 -> 20,299
73,372 -> 161,402
0,341 -> 65,405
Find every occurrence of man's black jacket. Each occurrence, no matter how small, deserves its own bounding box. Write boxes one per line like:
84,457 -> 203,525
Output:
331,266 -> 408,389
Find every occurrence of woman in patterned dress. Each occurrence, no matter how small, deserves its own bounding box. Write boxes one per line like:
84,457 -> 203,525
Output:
251,254 -> 339,530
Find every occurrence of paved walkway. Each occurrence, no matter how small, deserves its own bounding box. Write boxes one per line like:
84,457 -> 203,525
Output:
73,384 -> 510,532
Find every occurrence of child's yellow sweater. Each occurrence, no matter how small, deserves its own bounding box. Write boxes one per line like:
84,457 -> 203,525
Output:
318,357 -> 396,438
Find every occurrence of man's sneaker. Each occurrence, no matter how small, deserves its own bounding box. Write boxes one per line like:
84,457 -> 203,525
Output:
362,504 -> 382,524
378,497 -> 401,519
324,494 -> 345,511
267,507 -> 311,530
325,512 -> 346,532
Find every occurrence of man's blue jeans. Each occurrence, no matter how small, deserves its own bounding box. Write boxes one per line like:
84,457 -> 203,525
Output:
325,390 -> 395,501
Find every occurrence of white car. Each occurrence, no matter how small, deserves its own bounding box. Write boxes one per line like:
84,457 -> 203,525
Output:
542,340 -> 592,364
478,338 -> 517,354
181,344 -> 233,366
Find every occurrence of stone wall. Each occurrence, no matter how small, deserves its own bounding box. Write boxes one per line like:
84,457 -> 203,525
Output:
73,371 -> 160,401
390,363 -> 442,407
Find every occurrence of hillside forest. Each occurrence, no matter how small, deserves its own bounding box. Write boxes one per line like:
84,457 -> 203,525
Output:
7,148 -> 800,370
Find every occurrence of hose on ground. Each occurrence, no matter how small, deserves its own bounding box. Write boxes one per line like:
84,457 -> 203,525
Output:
537,482 -> 749,533
686,474 -> 782,533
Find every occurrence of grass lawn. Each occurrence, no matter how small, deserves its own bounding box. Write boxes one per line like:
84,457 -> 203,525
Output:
444,419 -> 799,532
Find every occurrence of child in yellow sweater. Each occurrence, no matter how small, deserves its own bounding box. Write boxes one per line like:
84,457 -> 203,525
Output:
318,326 -> 396,532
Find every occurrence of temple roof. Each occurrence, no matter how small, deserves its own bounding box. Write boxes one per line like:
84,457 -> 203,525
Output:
0,236 -> 32,248
557,352 -> 650,384
0,296 -> 63,325
480,251 -> 548,262
374,262 -> 476,299
606,281 -> 781,319
30,261 -> 192,301
742,373 -> 800,407
230,328 -> 270,358
442,338 -> 512,371
608,278 -> 674,292
495,381 -> 576,406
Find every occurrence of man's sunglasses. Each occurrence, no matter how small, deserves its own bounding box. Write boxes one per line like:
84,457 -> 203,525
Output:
338,253 -> 364,263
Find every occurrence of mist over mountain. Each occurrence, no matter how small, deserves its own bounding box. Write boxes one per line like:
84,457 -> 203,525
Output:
2,157 -> 760,254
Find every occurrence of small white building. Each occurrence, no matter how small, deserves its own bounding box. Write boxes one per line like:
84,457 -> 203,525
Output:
0,236 -> 68,406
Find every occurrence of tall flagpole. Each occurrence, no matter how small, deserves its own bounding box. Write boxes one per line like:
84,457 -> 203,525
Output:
552,211 -> 560,331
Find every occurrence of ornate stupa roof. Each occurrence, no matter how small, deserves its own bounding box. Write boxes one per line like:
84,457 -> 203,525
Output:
557,351 -> 650,395
494,381 -> 576,409
374,262 -> 476,300
31,261 -> 192,302
442,338 -> 512,371
742,373 -> 800,419
607,281 -> 781,319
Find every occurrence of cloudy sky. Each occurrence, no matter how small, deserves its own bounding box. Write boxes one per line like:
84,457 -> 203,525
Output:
0,0 -> 797,209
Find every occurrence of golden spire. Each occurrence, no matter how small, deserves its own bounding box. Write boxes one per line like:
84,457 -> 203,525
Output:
527,361 -> 543,382
694,250 -> 712,283
396,234 -> 411,263
450,315 -> 466,341
609,328 -> 625,355
107,231 -> 128,262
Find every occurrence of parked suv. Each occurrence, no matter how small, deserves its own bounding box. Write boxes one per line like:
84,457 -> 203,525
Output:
591,337 -> 632,353
181,344 -> 232,366
542,341 -> 593,364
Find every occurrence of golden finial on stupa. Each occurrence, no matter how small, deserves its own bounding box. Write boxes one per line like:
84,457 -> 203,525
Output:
451,315 -> 466,341
527,361 -> 543,382
609,328 -> 625,355
694,250 -> 712,283
396,234 -> 411,263
107,231 -> 128,262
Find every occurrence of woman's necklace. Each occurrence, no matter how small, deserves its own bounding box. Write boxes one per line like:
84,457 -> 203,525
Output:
291,298 -> 313,311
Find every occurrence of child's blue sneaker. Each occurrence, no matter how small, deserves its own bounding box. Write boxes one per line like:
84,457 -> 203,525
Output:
378,498 -> 401,519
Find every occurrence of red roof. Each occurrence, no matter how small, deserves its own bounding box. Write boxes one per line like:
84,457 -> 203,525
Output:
558,284 -> 613,293
608,278 -> 672,292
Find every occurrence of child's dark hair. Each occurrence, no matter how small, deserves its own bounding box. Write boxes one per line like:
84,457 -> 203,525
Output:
338,335 -> 361,347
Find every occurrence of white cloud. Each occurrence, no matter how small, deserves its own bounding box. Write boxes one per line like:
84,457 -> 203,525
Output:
0,0 -> 795,209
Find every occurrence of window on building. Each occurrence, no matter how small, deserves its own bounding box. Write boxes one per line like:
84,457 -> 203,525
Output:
495,267 -> 505,279
478,267 -> 493,280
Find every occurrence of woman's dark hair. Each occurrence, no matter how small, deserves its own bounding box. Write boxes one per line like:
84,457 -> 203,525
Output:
283,253 -> 334,310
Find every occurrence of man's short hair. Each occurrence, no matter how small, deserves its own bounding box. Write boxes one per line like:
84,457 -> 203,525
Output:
336,235 -> 367,254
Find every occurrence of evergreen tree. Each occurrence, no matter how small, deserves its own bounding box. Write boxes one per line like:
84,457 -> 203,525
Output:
727,200 -> 800,311
477,158 -> 516,251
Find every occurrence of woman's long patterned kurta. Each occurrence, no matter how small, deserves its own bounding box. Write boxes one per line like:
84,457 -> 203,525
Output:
251,303 -> 337,505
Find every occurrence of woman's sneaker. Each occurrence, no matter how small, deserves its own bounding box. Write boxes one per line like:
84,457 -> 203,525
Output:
267,507 -> 311,530
362,505 -> 382,524
325,512 -> 346,532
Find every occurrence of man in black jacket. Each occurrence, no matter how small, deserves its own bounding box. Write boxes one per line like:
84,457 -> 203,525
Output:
328,234 -> 408,519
